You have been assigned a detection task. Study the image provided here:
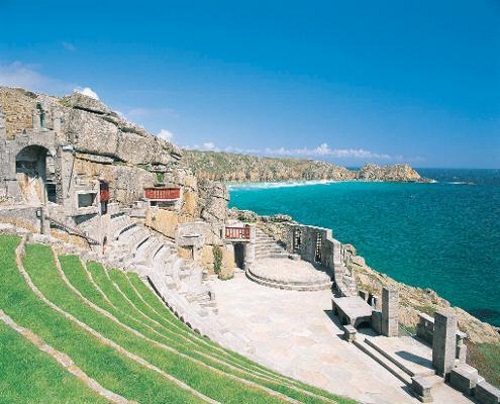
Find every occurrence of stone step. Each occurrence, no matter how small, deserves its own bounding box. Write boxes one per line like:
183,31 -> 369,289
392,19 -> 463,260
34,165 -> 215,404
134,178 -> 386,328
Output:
255,253 -> 290,260
364,338 -> 435,378
353,338 -> 412,385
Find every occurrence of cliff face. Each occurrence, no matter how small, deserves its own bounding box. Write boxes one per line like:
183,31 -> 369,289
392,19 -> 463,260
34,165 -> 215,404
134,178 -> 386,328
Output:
182,150 -> 423,183
0,87 -> 188,207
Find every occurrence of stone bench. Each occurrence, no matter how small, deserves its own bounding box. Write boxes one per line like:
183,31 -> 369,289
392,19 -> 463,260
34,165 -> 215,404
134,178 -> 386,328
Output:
475,380 -> 500,404
449,363 -> 478,396
411,376 -> 434,403
332,296 -> 373,327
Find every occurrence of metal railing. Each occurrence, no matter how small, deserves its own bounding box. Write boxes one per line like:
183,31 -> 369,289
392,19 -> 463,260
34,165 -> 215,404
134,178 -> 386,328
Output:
46,216 -> 100,245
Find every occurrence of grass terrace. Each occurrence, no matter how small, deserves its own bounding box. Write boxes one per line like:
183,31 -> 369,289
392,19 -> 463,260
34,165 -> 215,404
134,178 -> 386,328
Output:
0,234 -> 354,403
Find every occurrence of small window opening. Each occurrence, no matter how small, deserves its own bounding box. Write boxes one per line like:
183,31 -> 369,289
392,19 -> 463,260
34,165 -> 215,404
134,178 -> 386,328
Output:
78,193 -> 96,208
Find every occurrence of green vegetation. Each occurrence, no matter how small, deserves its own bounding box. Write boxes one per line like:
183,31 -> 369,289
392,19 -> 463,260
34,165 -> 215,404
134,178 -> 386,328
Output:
468,342 -> 500,388
213,244 -> 223,275
0,312 -> 107,403
0,235 -> 353,403
156,172 -> 165,184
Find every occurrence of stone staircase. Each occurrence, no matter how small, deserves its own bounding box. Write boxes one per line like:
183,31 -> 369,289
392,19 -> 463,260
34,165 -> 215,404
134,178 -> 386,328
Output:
254,228 -> 289,260
353,333 -> 445,401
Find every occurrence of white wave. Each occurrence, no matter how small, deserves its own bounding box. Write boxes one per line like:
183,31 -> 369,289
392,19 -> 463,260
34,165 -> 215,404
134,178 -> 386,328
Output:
228,179 -> 339,190
447,181 -> 475,185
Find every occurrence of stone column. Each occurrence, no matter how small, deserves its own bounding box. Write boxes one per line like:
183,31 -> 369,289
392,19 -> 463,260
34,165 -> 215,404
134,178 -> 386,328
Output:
381,287 -> 399,337
432,310 -> 457,377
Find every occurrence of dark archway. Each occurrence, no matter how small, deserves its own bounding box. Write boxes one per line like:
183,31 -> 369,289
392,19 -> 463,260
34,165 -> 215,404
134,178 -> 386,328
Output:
15,145 -> 56,204
234,243 -> 245,269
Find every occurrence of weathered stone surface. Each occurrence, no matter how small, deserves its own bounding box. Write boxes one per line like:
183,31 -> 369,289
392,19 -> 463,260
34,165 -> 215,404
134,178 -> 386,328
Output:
197,180 -> 229,224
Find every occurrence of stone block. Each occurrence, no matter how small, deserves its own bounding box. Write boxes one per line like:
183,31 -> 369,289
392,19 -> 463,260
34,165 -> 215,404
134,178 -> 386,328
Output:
371,310 -> 383,334
343,325 -> 357,343
432,310 -> 457,377
475,380 -> 500,404
411,376 -> 434,403
449,364 -> 478,396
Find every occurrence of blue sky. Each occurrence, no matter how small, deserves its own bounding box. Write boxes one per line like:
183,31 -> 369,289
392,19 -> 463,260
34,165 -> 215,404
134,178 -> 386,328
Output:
1,0 -> 498,168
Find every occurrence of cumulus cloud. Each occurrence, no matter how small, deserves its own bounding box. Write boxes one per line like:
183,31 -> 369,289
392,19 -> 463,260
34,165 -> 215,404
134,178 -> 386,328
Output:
203,142 -> 216,150
74,86 -> 99,100
156,129 -> 174,141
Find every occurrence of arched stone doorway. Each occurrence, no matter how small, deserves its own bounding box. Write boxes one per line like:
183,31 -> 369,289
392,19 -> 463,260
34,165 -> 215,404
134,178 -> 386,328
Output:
15,145 -> 55,205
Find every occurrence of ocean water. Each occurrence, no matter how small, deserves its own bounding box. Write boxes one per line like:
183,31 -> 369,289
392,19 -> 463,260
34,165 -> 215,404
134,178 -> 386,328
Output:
229,169 -> 500,327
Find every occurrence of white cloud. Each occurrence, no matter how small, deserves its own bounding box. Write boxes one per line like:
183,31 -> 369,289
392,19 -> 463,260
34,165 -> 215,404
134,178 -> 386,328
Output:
74,86 -> 99,100
258,143 -> 392,160
0,61 -> 71,93
185,141 -> 404,161
203,142 -> 216,150
157,129 -> 174,141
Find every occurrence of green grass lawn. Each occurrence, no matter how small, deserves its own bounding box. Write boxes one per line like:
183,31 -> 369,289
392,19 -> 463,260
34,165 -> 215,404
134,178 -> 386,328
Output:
0,234 -> 355,403
0,235 -> 203,404
0,318 -> 108,404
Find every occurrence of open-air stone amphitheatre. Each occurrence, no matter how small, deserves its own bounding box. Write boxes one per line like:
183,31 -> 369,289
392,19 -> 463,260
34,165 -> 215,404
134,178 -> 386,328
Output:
0,86 -> 499,403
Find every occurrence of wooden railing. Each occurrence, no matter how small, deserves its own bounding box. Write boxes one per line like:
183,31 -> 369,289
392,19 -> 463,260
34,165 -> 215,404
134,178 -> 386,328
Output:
144,187 -> 181,200
225,226 -> 251,240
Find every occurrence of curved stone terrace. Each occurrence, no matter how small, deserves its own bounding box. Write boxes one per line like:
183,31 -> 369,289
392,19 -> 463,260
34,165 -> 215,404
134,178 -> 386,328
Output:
247,257 -> 333,291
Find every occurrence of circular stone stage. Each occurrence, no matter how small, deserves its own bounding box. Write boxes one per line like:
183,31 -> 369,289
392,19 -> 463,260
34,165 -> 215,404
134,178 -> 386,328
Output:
246,258 -> 333,291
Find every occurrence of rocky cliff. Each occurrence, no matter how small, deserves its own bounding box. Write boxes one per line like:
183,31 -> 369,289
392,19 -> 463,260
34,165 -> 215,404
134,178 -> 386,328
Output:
0,87 -> 190,207
182,150 -> 424,183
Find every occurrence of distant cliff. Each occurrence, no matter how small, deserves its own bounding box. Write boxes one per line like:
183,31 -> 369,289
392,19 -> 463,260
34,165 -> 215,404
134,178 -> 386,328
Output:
182,150 -> 424,183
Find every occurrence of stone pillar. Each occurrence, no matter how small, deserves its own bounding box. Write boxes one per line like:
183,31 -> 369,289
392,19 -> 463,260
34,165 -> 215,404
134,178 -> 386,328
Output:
432,310 -> 457,377
382,287 -> 399,337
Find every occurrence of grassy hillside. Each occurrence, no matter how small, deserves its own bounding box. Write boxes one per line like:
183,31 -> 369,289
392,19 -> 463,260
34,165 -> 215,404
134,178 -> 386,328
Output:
181,150 -> 355,182
0,234 -> 354,403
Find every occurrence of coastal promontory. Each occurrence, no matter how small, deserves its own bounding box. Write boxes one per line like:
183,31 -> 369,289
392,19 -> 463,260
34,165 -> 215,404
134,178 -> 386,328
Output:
182,150 -> 424,183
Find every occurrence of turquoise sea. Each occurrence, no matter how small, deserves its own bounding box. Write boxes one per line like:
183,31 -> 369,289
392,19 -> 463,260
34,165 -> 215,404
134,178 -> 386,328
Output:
229,169 -> 500,327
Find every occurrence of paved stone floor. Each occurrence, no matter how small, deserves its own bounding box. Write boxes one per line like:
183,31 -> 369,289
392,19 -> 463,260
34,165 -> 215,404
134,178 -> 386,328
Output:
250,258 -> 331,283
210,272 -> 473,404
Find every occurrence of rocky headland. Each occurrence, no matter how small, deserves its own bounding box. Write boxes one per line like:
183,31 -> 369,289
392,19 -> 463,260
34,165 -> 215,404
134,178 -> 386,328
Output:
182,150 -> 426,183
